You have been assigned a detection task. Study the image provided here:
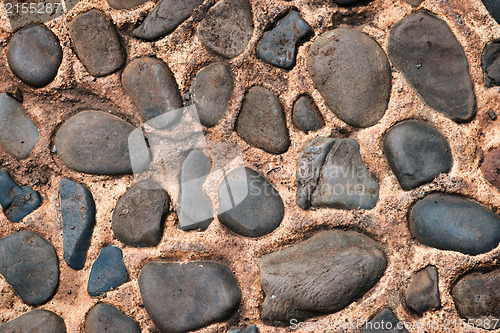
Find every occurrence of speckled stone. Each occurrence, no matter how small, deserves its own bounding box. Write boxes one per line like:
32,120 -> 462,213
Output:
7,23 -> 62,88
138,261 -> 241,332
88,246 -> 128,297
0,169 -> 42,223
85,303 -> 140,333
482,42 -> 500,87
482,147 -> 500,191
292,95 -> 325,133
362,308 -> 408,333
388,11 -> 475,122
0,310 -> 66,333
405,266 -> 441,315
107,0 -> 148,10
482,0 -> 500,24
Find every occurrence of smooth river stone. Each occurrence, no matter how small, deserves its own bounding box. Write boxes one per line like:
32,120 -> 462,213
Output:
482,147 -> 500,191
482,0 -> 500,24
236,86 -> 290,154
0,231 -> 59,306
190,62 -> 233,127
405,266 -> 441,315
362,308 -> 408,333
383,120 -> 452,191
107,0 -> 148,9
85,303 -> 140,333
133,0 -> 203,40
0,169 -> 42,222
482,42 -> 500,87
0,310 -> 66,333
0,93 -> 39,159
259,229 -> 387,323
409,194 -> 500,255
7,23 -> 62,88
138,261 -> 241,332
68,10 -> 126,77
122,57 -> 182,122
388,11 -> 475,122
88,246 -> 128,297
404,0 -> 423,5
55,111 -> 136,175
198,0 -> 254,58
292,95 -> 325,133
307,28 -> 391,128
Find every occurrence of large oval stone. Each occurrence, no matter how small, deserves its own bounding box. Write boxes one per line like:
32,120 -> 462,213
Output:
138,261 -> 241,332
0,310 -> 66,333
259,229 -> 387,323
409,194 -> 500,255
307,28 -> 391,128
388,11 -> 475,122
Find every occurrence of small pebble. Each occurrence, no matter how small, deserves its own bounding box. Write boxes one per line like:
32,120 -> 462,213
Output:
405,266 -> 441,315
488,109 -> 497,120
481,147 -> 500,191
0,169 -> 42,222
482,42 -> 500,87
88,246 -> 128,297
292,95 -> 325,133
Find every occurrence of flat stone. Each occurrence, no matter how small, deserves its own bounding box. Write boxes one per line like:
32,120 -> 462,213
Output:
482,0 -> 500,24
236,86 -> 290,154
307,28 -> 391,128
88,246 -> 128,297
388,11 -> 475,122
68,9 -> 126,77
122,57 -> 182,122
85,303 -> 140,333
292,95 -> 325,133
218,167 -> 284,237
229,325 -> 259,333
259,229 -> 387,323
404,0 -> 423,5
257,10 -> 312,69
60,178 -> 96,270
0,310 -> 66,333
198,0 -> 254,58
405,266 -> 441,315
452,269 -> 500,330
112,180 -> 169,247
7,23 -> 62,88
362,308 -> 408,333
133,0 -> 203,40
383,120 -> 452,191
482,147 -> 500,191
55,111 -> 137,175
0,169 -> 42,222
107,0 -> 148,9
0,231 -> 59,305
0,93 -> 39,159
482,42 -> 500,87
408,193 -> 500,255
138,261 -> 241,332
191,62 -> 233,127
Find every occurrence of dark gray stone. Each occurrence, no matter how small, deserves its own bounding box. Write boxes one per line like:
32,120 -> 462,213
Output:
7,23 -> 62,88
482,42 -> 500,87
405,266 -> 441,315
404,0 -> 423,5
482,147 -> 500,191
68,10 -> 126,77
60,178 -> 96,270
133,0 -> 203,40
0,169 -> 42,222
191,62 -> 233,127
383,120 -> 452,191
257,10 -> 312,69
218,167 -> 284,238
362,308 -> 408,333
198,0 -> 254,58
112,180 -> 169,247
292,95 -> 325,133
388,11 -> 475,122
409,193 -> 500,255
88,246 -> 128,297
138,261 -> 241,332
0,93 -> 39,159
0,231 -> 59,306
107,0 -> 148,9
229,325 -> 259,333
334,0 -> 372,5
452,269 -> 500,330
259,229 -> 387,323
85,303 -> 140,333
482,0 -> 500,24
0,310 -> 66,333
307,28 -> 391,128
236,86 -> 290,155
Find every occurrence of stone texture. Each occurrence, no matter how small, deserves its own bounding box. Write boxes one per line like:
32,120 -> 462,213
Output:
482,0 -> 500,24
404,0 -> 423,5
138,261 -> 241,332
229,325 -> 259,333
482,147 -> 500,191
7,23 -> 62,88
85,303 -> 140,333
482,42 -> 500,87
88,246 -> 128,297
0,310 -> 66,333
307,28 -> 391,128
292,95 -> 324,133
60,178 -> 96,270
405,266 -> 441,315
362,308 -> 408,333
409,193 -> 500,255
112,180 -> 169,247
107,0 -> 148,10
0,169 -> 42,222
383,120 -> 452,191
68,9 -> 126,77
133,0 -> 203,40
236,86 -> 290,154
388,11 -> 475,122
198,0 -> 254,58
256,10 -> 312,69
218,167 -> 284,237
0,93 -> 39,159
334,0 -> 371,5
0,231 -> 59,305
190,62 -> 233,127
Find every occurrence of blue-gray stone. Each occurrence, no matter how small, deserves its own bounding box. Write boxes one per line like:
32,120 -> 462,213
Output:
85,303 -> 140,333
257,10 -> 312,69
292,95 -> 324,133
409,194 -> 500,255
0,310 -> 66,333
88,246 -> 128,297
0,169 -> 42,222
0,231 -> 59,306
60,178 -> 96,270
